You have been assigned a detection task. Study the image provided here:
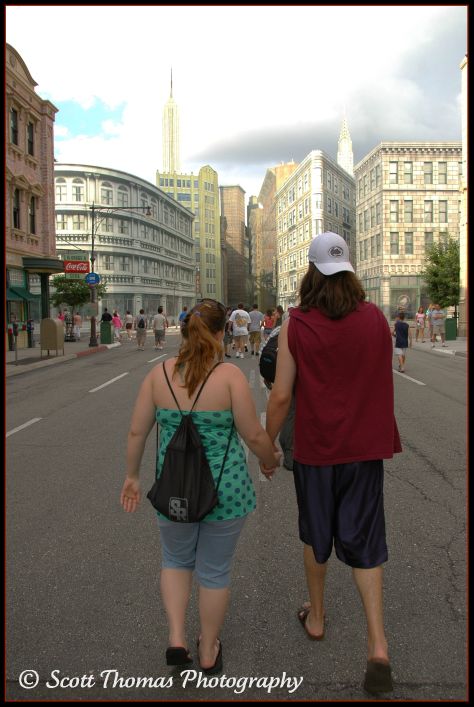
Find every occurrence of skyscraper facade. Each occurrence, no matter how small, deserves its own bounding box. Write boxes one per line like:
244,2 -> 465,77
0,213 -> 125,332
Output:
354,142 -> 462,319
162,72 -> 180,174
337,116 -> 354,177
220,185 -> 248,305
276,151 -> 356,310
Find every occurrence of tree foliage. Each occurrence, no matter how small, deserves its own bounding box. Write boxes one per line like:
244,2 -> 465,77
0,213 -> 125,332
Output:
421,237 -> 460,308
50,276 -> 107,309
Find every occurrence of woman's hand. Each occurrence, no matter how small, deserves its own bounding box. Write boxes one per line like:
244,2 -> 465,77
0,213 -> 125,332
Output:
120,477 -> 141,512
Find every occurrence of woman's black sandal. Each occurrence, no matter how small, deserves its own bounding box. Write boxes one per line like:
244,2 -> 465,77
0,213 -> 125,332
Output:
166,647 -> 193,666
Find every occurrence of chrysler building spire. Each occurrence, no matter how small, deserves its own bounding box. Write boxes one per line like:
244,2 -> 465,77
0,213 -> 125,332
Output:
337,113 -> 354,177
162,68 -> 180,173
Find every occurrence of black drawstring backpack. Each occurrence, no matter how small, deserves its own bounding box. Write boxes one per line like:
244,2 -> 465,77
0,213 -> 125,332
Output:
147,361 -> 233,522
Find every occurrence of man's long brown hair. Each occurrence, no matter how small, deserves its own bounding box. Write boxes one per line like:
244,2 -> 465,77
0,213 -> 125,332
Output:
299,264 -> 366,319
174,299 -> 226,396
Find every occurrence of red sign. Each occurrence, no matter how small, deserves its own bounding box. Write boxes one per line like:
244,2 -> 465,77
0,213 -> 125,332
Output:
63,260 -> 90,273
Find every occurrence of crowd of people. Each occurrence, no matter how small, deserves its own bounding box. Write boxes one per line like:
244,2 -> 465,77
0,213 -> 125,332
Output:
119,232 -> 403,695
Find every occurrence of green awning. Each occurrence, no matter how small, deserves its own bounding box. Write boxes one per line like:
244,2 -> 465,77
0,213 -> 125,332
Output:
6,287 -> 24,301
8,286 -> 40,301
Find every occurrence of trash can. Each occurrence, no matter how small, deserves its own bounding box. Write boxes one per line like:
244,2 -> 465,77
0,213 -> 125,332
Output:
445,317 -> 457,341
100,321 -> 112,344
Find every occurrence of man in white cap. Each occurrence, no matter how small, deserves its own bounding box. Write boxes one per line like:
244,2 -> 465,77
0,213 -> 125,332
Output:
262,232 -> 401,695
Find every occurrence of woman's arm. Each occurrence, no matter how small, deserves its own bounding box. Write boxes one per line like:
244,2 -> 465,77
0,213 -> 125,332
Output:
265,320 -> 296,443
121,371 -> 156,512
228,367 -> 280,470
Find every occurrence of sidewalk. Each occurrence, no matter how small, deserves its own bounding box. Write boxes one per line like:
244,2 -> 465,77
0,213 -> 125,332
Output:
411,336 -> 467,358
5,326 -> 181,378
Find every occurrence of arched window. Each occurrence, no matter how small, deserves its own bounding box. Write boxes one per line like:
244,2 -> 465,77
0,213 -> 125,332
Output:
13,189 -> 20,229
29,197 -> 36,234
72,178 -> 85,202
55,178 -> 67,202
101,181 -> 113,205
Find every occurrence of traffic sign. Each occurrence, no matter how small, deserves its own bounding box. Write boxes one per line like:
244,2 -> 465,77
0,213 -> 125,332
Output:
85,272 -> 101,285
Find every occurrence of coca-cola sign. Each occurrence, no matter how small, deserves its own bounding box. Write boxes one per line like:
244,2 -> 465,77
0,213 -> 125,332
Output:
63,260 -> 90,273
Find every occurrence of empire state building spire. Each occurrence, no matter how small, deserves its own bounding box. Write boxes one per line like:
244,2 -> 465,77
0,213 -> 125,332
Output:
162,68 -> 180,173
337,114 -> 354,177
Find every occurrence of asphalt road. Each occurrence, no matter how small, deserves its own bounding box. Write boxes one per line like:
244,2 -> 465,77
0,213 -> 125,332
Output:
5,332 -> 467,701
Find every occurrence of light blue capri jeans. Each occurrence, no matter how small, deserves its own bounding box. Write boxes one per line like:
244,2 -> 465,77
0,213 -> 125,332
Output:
157,516 -> 247,589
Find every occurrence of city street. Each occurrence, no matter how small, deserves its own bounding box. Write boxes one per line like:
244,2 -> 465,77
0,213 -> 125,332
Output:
6,331 -> 467,700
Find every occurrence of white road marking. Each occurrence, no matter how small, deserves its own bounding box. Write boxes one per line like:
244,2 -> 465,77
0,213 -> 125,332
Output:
393,369 -> 426,386
147,354 -> 167,363
89,372 -> 129,392
6,417 -> 42,438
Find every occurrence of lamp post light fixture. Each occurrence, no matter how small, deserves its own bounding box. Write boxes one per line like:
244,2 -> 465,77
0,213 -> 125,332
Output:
88,201 -> 152,347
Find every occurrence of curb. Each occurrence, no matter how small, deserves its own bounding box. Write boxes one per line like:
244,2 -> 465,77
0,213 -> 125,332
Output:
6,341 -> 120,377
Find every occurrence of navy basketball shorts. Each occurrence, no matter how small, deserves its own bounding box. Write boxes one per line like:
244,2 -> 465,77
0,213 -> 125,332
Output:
292,460 -> 388,568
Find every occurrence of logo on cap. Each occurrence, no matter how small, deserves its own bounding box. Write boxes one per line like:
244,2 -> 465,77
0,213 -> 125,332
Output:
328,246 -> 344,258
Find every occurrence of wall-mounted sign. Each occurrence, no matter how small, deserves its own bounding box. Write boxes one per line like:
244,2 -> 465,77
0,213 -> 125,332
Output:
63,260 -> 90,274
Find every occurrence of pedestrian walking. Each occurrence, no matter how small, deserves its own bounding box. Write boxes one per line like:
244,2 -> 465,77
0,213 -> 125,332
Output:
153,306 -> 168,350
73,312 -> 82,340
124,311 -> 134,341
112,311 -> 123,342
393,311 -> 412,372
415,306 -> 426,342
229,304 -> 251,359
431,303 -> 448,347
100,308 -> 113,323
178,306 -> 188,332
223,307 -> 233,358
262,309 -> 275,342
273,305 -> 285,329
136,309 -> 147,350
263,232 -> 401,695
248,304 -> 264,356
120,298 -> 279,675
425,303 -> 434,342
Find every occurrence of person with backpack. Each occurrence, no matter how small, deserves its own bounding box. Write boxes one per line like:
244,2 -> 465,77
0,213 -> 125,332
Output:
120,298 -> 279,675
135,309 -> 147,350
263,232 -> 401,695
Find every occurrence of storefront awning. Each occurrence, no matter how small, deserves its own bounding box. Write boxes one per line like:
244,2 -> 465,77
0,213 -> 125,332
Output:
6,287 -> 24,301
8,286 -> 40,301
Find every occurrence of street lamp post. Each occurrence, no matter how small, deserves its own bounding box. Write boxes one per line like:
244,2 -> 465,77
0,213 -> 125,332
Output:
88,201 -> 151,347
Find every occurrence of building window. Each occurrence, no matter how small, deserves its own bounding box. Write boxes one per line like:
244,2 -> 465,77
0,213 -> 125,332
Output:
376,201 -> 381,225
370,205 -> 376,227
119,256 -> 130,271
425,232 -> 434,251
404,200 -> 413,223
72,179 -> 85,202
56,214 -> 67,230
423,162 -> 433,184
370,169 -> 376,190
364,209 -> 369,230
438,162 -> 447,184
376,233 -> 381,256
389,162 -> 398,184
29,197 -> 36,234
371,236 -> 375,258
10,108 -> 19,145
117,187 -> 129,207
405,232 -> 413,255
101,182 -> 113,205
118,219 -> 129,234
438,200 -> 448,223
402,162 -> 412,184
390,200 -> 399,223
439,231 -> 448,246
424,200 -> 433,223
358,178 -> 363,199
72,215 -> 85,230
375,164 -> 381,187
13,189 -> 21,229
27,122 -> 34,156
390,232 -> 399,255
55,178 -> 67,202
103,255 -> 114,270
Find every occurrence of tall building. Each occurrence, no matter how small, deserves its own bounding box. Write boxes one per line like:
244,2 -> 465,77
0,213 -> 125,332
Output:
220,185 -> 248,305
276,151 -> 356,310
354,142 -> 462,319
337,115 -> 354,177
157,166 -> 221,300
162,70 -> 180,174
458,55 -> 468,337
247,162 -> 298,310
6,43 -> 63,350
54,164 -> 195,321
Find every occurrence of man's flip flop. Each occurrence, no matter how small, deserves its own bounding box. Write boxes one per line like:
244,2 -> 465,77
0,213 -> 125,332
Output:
297,606 -> 325,641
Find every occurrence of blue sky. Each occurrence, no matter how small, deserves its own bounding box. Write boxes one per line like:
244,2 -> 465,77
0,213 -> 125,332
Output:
53,100 -> 126,140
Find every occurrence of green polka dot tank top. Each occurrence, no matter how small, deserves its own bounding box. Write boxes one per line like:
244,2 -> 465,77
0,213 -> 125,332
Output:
155,408 -> 257,521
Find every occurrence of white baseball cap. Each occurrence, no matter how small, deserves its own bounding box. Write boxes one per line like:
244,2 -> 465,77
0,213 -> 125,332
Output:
308,232 -> 355,276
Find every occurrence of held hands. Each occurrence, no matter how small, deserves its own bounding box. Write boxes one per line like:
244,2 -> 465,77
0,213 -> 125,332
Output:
259,447 -> 282,481
120,477 -> 141,512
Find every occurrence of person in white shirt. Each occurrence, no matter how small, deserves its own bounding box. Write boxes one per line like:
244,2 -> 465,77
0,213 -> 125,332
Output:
153,306 -> 168,350
229,304 -> 251,359
248,304 -> 264,356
